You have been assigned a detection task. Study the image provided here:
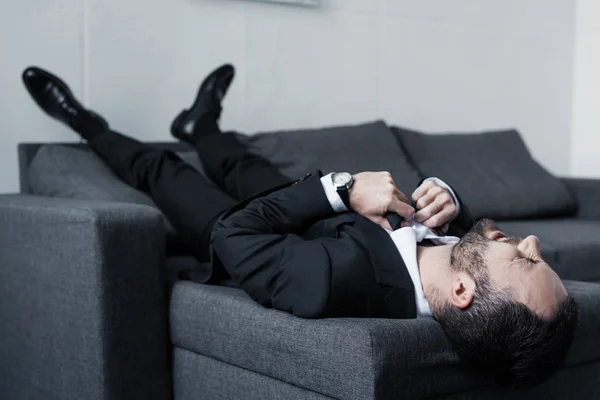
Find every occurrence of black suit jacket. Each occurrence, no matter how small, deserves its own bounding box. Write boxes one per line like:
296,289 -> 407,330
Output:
210,172 -> 473,319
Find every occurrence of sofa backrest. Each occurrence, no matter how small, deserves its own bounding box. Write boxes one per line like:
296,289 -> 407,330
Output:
19,121 -> 578,221
18,142 -> 189,194
18,120 -> 423,197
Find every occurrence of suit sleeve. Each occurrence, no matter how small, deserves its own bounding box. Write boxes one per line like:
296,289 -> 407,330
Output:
210,173 -> 344,318
445,185 -> 474,237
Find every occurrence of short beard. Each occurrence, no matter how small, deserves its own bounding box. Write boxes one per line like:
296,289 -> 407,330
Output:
428,218 -> 524,315
449,218 -> 496,279
429,219 -> 519,317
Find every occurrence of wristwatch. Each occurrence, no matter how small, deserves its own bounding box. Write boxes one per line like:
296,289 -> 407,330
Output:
331,172 -> 354,209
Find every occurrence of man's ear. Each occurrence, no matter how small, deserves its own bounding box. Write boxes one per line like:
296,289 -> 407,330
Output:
450,273 -> 475,309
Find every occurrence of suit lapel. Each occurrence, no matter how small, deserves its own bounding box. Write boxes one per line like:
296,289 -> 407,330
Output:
349,214 -> 417,318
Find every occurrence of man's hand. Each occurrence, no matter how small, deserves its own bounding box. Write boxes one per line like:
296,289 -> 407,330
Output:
411,180 -> 457,232
349,172 -> 415,230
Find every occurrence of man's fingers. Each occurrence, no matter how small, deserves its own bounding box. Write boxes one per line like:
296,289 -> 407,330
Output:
414,199 -> 444,223
415,192 -> 436,210
411,180 -> 435,202
422,208 -> 455,229
394,187 -> 410,204
388,196 -> 416,220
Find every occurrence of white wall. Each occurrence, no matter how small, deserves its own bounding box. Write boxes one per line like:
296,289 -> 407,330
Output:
571,0 -> 600,177
0,0 -> 576,192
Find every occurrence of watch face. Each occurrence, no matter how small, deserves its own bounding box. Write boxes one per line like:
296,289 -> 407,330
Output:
333,172 -> 352,187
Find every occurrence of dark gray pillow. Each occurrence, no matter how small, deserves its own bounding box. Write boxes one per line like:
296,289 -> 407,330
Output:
392,127 -> 578,220
236,120 -> 422,196
28,145 -> 207,236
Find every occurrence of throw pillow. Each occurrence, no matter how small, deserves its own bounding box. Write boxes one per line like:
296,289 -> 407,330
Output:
392,126 -> 578,220
235,120 -> 422,196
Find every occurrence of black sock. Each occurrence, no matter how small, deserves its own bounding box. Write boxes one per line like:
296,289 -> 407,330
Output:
192,113 -> 222,139
74,112 -> 108,141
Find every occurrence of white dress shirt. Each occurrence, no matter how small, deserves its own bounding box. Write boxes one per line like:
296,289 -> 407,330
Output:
320,174 -> 461,318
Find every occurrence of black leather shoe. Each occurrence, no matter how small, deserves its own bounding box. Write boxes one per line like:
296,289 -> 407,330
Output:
22,66 -> 108,135
170,64 -> 235,144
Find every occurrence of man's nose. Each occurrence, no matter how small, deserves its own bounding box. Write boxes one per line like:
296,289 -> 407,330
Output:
518,235 -> 541,255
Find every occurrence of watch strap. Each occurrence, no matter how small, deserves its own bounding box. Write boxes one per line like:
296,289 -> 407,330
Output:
337,187 -> 351,209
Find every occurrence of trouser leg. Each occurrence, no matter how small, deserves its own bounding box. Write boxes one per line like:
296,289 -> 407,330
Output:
194,132 -> 290,200
87,130 -> 237,261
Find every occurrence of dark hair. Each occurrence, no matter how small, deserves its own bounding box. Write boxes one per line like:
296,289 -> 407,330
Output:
436,280 -> 579,388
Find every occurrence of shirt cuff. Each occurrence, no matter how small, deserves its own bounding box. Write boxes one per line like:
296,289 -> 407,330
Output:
320,173 -> 348,213
423,177 -> 461,219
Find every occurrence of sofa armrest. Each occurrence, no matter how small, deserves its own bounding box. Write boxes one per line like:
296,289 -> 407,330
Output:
562,178 -> 600,219
0,194 -> 171,400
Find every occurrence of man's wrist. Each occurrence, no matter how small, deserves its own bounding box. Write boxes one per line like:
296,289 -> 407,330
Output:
320,173 -> 348,213
331,172 -> 353,209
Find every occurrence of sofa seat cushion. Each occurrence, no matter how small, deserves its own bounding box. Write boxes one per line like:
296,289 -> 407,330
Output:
392,127 -> 578,220
498,219 -> 600,282
169,280 -> 600,399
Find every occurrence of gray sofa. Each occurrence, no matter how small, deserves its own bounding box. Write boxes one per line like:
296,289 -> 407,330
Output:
2,121 -> 600,399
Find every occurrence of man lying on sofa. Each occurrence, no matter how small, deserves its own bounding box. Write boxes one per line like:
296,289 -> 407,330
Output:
22,64 -> 579,389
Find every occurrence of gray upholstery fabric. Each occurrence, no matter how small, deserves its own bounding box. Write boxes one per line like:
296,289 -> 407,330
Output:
26,144 -> 207,236
169,280 -> 600,399
0,194 -> 171,400
173,351 -> 600,400
173,348 -> 330,400
437,362 -> 600,399
392,127 -> 578,220
562,178 -> 600,220
18,142 -> 190,193
498,219 -> 600,281
236,120 -> 422,195
28,145 -> 174,231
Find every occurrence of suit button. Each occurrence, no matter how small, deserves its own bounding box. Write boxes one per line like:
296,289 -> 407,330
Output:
293,173 -> 312,185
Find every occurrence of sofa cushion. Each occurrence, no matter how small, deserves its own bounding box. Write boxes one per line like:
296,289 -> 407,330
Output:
498,219 -> 600,282
392,127 -> 578,220
236,120 -> 422,196
170,280 -> 600,399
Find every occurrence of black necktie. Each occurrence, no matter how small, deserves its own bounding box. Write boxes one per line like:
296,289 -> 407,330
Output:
385,212 -> 404,231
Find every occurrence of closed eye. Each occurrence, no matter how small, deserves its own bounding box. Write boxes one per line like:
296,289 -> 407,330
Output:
517,257 -> 539,265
